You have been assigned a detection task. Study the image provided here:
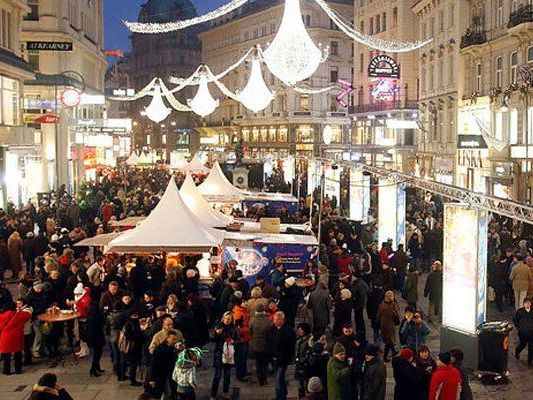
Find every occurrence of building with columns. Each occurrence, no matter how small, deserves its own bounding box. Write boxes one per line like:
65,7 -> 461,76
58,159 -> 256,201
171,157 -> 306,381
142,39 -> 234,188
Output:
458,0 -> 533,202
197,0 -> 353,162
412,0 -> 468,185
21,0 -> 108,193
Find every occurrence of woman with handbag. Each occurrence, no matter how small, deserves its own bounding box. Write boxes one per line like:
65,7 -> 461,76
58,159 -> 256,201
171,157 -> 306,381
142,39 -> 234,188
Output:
376,290 -> 400,362
210,311 -> 239,400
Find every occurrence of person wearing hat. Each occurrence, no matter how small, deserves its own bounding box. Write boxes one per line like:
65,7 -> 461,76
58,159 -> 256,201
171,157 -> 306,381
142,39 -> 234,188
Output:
219,277 -> 238,313
304,376 -> 325,400
250,302 -> 273,386
278,276 -> 299,328
69,283 -> 91,358
361,345 -> 386,400
429,352 -> 462,400
26,281 -> 51,359
307,281 -> 333,337
327,342 -> 352,400
391,348 -> 422,400
29,372 -> 73,400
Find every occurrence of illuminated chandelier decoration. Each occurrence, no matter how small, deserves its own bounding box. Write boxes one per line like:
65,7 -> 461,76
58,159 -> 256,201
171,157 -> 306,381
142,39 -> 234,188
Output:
187,70 -> 219,117
237,58 -> 275,112
142,81 -> 171,123
262,0 -> 327,85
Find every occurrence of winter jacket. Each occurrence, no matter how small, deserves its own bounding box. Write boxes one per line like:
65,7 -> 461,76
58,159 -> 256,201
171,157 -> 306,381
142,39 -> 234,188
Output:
0,310 -> 31,353
352,279 -> 369,311
307,283 -> 332,330
249,311 -> 272,353
429,365 -> 462,400
361,357 -> 387,400
327,357 -> 352,400
333,298 -> 353,336
404,272 -> 419,305
392,356 -> 423,400
376,299 -> 400,345
26,290 -> 52,318
294,334 -> 312,379
28,385 -> 73,400
213,322 -> 239,368
424,270 -> 443,303
233,304 -> 252,343
266,323 -> 296,367
86,303 -> 106,349
278,285 -> 300,327
510,262 -> 531,291
400,319 -> 430,351
366,287 -> 385,327
74,288 -> 91,320
513,307 -> 533,336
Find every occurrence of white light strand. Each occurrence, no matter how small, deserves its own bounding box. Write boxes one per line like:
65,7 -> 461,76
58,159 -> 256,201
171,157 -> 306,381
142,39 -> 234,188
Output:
292,85 -> 337,94
109,77 -> 158,101
473,115 -> 508,152
261,0 -> 327,85
143,80 -> 172,123
187,72 -> 219,117
158,79 -> 192,112
314,0 -> 432,52
124,0 -> 249,33
236,59 -> 275,112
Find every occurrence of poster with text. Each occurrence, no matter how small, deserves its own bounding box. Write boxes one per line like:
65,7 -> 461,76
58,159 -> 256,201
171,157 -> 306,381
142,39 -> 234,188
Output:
350,168 -> 364,221
325,166 -> 341,201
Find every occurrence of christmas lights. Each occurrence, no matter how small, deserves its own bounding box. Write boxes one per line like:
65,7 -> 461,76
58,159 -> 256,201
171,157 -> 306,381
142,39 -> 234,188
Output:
143,82 -> 171,123
314,0 -> 432,52
109,78 -> 157,101
261,0 -> 327,85
237,59 -> 275,112
124,0 -> 249,33
187,72 -> 219,117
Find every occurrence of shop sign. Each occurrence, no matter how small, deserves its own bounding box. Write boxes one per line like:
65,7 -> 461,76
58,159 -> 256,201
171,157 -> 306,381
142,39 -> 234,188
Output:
457,149 -> 485,168
23,113 -> 60,124
493,162 -> 513,177
368,55 -> 400,78
457,134 -> 487,149
24,98 -> 61,110
27,41 -> 73,51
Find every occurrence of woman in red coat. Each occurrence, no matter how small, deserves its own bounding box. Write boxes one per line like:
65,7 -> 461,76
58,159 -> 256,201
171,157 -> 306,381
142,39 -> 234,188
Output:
0,302 -> 31,374
68,284 -> 91,358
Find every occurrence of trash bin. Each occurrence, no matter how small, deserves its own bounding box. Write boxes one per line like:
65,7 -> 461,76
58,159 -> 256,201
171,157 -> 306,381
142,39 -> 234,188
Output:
478,321 -> 513,373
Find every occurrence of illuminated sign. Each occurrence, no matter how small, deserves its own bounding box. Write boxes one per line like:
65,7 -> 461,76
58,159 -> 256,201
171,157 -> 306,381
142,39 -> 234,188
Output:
368,55 -> 400,78
24,113 -> 60,124
371,79 -> 399,101
442,204 -> 487,335
378,180 -> 405,248
457,134 -> 487,149
325,165 -> 341,201
350,168 -> 367,221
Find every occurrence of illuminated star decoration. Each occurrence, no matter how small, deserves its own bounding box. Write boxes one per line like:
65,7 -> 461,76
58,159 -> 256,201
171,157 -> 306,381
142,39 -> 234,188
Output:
336,78 -> 355,108
371,80 -> 400,101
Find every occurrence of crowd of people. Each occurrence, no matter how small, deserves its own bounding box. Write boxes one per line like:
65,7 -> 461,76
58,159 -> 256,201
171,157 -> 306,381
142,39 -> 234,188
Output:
0,165 -> 531,400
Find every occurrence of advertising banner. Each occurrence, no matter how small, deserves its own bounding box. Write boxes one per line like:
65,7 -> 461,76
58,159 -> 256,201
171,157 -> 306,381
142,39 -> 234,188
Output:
324,166 -> 340,200
442,204 -> 487,335
363,175 -> 370,224
222,242 -> 318,284
307,159 -> 316,195
242,199 -> 299,217
349,168 -> 364,221
378,179 -> 405,248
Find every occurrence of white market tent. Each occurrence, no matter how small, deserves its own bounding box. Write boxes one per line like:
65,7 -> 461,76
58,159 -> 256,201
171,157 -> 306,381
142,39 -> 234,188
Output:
180,174 -> 233,228
197,161 -> 246,202
138,151 -> 150,165
106,177 -> 224,253
180,156 -> 210,174
125,152 -> 139,166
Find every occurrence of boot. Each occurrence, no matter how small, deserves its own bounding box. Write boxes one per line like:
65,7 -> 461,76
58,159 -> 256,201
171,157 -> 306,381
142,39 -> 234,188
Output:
77,342 -> 90,358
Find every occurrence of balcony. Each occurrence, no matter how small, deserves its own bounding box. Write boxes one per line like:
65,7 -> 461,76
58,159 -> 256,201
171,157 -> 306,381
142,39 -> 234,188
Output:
460,28 -> 487,49
350,100 -> 419,114
508,5 -> 533,29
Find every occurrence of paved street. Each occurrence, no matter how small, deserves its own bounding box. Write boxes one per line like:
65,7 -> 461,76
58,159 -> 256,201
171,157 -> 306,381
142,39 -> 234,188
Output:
1,275 -> 532,400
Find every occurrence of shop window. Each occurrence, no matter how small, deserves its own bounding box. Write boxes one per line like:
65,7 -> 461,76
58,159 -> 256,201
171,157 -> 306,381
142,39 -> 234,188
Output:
278,127 -> 288,142
495,57 -> 503,88
510,52 -> 518,84
24,0 -> 39,21
299,94 -> 310,111
0,76 -> 20,126
330,66 -> 338,83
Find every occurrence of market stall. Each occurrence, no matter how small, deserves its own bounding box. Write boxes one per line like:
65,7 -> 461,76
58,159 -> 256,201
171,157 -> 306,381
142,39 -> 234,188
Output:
242,192 -> 299,217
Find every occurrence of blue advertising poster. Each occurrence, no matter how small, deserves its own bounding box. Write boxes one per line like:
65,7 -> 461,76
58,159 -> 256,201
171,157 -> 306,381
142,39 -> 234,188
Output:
222,243 -> 318,284
396,183 -> 406,247
242,200 -> 299,217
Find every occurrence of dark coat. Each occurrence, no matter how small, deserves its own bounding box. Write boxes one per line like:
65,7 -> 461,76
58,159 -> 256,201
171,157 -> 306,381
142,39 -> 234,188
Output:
307,283 -> 332,330
361,357 -> 387,400
332,298 -> 353,337
366,287 -> 385,327
514,307 -> 533,337
249,312 -> 273,353
212,322 -> 239,368
86,303 -> 105,348
278,285 -> 300,327
266,323 -> 296,367
392,356 -> 422,400
376,299 -> 399,345
327,357 -> 352,400
424,269 -> 443,302
28,386 -> 73,400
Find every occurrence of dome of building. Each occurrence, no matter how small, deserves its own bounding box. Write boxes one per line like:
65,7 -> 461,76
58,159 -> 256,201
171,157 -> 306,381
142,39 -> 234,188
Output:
139,0 -> 198,23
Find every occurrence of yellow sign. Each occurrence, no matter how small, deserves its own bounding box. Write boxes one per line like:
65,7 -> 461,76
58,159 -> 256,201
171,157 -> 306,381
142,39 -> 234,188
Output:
260,218 -> 281,234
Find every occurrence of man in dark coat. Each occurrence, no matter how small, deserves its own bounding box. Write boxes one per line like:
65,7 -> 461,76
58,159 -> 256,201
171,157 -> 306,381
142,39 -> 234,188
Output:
361,345 -> 386,400
267,311 -> 296,400
306,281 -> 332,336
424,261 -> 443,323
514,297 -> 533,365
391,348 -> 422,400
147,330 -> 180,399
366,281 -> 385,347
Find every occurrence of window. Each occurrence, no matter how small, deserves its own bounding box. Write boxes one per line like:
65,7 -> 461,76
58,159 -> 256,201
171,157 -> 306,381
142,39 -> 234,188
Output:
360,20 -> 364,33
305,15 -> 311,27
0,10 -> 12,50
421,68 -> 426,92
270,23 -> 276,34
369,17 -> 374,34
382,13 -> 387,31
421,22 -> 426,40
510,52 -> 518,83
244,31 -> 249,41
528,46 -> 533,63
299,95 -> 310,111
429,17 -> 435,36
449,4 -> 455,27
330,41 -> 339,55
261,26 -> 267,36
439,11 -> 444,32
511,0 -> 519,12
438,60 -> 443,87
429,64 -> 434,89
496,57 -> 503,87
330,66 -> 338,83
392,7 -> 398,28
448,54 -> 455,84
24,0 -> 39,21
510,109 -> 518,144
476,63 -> 483,92
496,0 -> 503,27
375,15 -> 380,33
330,95 -> 338,112
0,76 -> 20,126
359,53 -> 364,73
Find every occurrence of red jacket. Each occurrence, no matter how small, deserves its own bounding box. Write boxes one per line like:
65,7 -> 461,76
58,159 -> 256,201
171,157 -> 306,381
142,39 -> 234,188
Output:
75,287 -> 92,320
379,248 -> 391,264
0,310 -> 31,353
232,304 -> 252,343
337,253 -> 353,276
429,365 -> 462,400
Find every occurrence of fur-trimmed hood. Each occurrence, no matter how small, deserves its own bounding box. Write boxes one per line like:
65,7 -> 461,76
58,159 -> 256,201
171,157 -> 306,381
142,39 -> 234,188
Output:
32,385 -> 58,396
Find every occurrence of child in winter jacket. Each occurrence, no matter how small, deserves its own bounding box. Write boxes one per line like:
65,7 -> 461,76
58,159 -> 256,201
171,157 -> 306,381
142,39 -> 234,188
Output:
172,347 -> 203,399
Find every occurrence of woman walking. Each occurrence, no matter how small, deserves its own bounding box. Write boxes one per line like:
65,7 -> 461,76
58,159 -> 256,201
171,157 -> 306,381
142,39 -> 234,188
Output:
210,311 -> 239,400
376,290 -> 400,362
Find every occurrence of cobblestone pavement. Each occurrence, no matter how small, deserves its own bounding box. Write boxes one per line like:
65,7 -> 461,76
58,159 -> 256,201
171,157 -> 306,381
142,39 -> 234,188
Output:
1,276 -> 532,399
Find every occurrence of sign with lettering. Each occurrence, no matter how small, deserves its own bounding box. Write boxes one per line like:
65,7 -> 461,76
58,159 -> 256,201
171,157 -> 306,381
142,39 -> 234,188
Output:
457,134 -> 488,149
368,55 -> 400,78
27,41 -> 73,51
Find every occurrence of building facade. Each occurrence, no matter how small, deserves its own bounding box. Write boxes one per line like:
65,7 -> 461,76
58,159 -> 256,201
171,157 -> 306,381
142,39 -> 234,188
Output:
198,0 -> 353,162
459,0 -> 533,202
0,0 -> 34,207
21,0 -> 108,192
126,0 -> 202,159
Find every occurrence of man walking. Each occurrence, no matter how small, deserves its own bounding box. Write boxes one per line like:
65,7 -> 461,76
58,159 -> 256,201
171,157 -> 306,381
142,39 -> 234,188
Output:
267,311 -> 296,400
514,297 -> 533,365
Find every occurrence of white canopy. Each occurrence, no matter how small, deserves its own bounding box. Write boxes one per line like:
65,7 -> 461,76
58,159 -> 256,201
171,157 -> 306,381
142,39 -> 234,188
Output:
180,174 -> 233,228
198,161 -> 245,202
180,157 -> 210,174
138,151 -> 150,164
106,177 -> 224,253
125,152 -> 139,166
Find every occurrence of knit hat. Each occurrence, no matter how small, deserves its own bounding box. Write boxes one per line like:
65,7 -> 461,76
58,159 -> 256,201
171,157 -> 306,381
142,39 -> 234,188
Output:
307,377 -> 323,393
438,351 -> 451,365
333,342 -> 346,355
399,348 -> 414,361
33,281 -> 44,290
285,276 -> 296,287
74,283 -> 85,296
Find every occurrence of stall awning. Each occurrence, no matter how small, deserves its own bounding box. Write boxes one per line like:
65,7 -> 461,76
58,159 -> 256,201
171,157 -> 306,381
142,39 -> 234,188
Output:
74,232 -> 121,247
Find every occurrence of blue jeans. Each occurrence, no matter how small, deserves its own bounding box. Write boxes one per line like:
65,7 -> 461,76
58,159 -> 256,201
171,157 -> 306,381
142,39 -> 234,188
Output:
234,342 -> 248,379
274,365 -> 288,400
111,342 -> 125,378
210,365 -> 232,398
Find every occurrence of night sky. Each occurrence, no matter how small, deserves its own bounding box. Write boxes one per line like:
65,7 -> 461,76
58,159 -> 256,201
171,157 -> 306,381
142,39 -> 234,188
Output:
104,0 -> 227,52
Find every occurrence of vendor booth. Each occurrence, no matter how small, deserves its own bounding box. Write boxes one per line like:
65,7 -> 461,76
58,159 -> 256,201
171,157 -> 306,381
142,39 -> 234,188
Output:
242,192 -> 299,217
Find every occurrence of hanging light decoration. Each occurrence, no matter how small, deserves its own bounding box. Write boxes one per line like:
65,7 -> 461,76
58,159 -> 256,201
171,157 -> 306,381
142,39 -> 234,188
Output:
323,124 -> 333,145
187,71 -> 219,117
237,58 -> 275,112
143,81 -> 171,123
262,0 -> 327,86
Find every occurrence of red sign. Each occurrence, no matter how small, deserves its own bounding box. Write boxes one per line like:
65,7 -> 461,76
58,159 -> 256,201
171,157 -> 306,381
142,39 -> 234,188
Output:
34,113 -> 60,123
105,49 -> 124,57
61,88 -> 81,107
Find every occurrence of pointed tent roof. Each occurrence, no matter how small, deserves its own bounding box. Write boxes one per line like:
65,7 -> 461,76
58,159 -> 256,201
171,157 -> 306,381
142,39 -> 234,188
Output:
125,152 -> 139,166
138,151 -> 149,164
106,177 -> 224,253
180,156 -> 210,174
180,174 -> 232,228
197,161 -> 245,201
